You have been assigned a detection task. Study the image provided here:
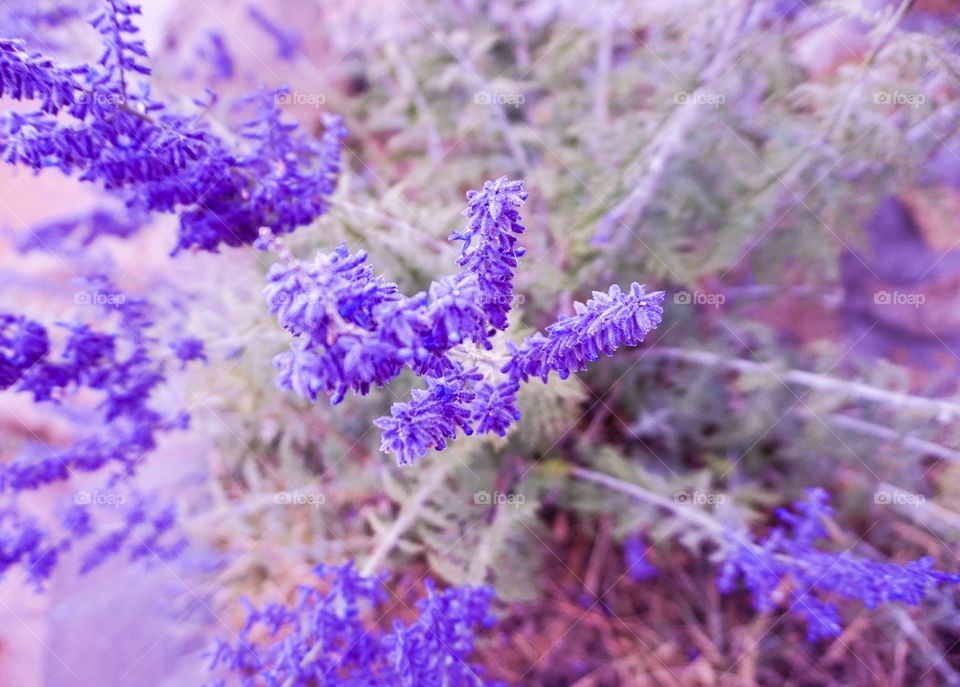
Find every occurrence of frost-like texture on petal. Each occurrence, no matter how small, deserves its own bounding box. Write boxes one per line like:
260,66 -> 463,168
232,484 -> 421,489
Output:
266,244 -> 399,347
717,489 -> 960,640
450,176 -> 527,330
425,272 -> 491,351
374,367 -> 481,465
268,246 -> 498,405
505,282 -> 665,382
471,378 -> 521,436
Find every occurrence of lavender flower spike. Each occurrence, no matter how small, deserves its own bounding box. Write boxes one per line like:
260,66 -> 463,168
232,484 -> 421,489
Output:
718,489 -> 960,641
505,282 -> 664,383
450,176 -> 528,330
374,367 -> 481,465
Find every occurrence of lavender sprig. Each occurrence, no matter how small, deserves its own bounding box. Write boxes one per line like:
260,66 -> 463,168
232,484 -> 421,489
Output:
265,178 -> 665,464
504,283 -> 665,383
0,3 -> 347,253
450,176 -> 528,330
718,489 -> 960,640
207,562 -> 503,686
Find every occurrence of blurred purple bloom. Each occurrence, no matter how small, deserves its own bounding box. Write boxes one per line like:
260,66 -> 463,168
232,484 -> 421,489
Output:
16,208 -> 145,253
247,6 -> 302,61
201,31 -> 235,81
624,534 -> 658,582
208,562 -> 503,686
0,5 -> 346,254
90,0 -> 151,90
718,489 -> 960,640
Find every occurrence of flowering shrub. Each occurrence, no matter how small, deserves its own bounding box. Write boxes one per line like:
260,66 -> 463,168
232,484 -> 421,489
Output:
263,176 -> 664,464
208,562 -> 502,686
2,1 -> 960,685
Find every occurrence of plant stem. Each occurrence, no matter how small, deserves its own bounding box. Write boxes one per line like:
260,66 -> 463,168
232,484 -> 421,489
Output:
650,347 -> 960,419
361,457 -> 452,576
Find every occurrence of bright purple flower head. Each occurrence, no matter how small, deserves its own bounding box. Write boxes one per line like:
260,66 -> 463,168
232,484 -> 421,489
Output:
450,176 -> 527,330
505,282 -> 664,383
374,366 -> 482,465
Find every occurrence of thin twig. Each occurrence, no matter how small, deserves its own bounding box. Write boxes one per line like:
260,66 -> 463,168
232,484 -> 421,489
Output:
361,457 -> 452,576
650,346 -> 960,420
798,410 -> 960,463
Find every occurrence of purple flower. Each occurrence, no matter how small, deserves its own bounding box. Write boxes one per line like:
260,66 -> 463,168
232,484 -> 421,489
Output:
265,244 -> 399,348
424,272 -> 492,352
623,534 -> 658,581
471,378 -> 520,436
0,314 -> 49,388
200,32 -> 235,81
170,337 -> 206,367
207,562 -> 504,686
264,179 -> 665,464
247,6 -> 302,61
374,366 -> 482,465
0,39 -> 85,114
718,489 -> 960,640
505,282 -> 665,383
450,176 -> 528,330
17,208 -> 145,253
90,0 -> 151,92
0,5 -> 347,254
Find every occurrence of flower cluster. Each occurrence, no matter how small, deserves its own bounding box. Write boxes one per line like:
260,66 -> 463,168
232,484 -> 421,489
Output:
450,176 -> 528,330
0,492 -> 185,588
15,207 -> 145,253
0,1 -> 346,253
207,561 -> 504,686
265,177 -> 665,464
0,278 -> 196,584
718,489 -> 960,640
0,279 -> 190,491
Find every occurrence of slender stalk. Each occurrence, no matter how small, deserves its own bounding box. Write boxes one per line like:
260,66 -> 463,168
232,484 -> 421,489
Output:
361,457 -> 452,576
803,411 -> 960,463
650,347 -> 960,419
569,465 -> 725,535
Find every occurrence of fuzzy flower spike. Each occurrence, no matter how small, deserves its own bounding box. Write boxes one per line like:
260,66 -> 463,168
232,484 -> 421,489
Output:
265,177 -> 664,465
